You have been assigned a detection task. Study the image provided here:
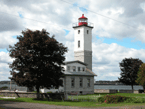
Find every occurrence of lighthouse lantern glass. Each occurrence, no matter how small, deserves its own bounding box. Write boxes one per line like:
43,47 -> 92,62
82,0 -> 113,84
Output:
78,15 -> 88,26
79,19 -> 87,22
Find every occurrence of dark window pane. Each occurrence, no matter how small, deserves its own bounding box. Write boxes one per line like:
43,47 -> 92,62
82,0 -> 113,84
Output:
78,41 -> 80,48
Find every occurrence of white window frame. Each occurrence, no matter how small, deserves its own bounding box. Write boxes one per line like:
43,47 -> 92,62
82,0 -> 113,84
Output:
82,67 -> 85,71
73,66 -> 76,71
87,30 -> 89,34
78,40 -> 80,48
87,78 -> 90,87
78,30 -> 80,34
71,78 -> 75,88
67,66 -> 70,71
78,67 -> 80,71
80,78 -> 83,87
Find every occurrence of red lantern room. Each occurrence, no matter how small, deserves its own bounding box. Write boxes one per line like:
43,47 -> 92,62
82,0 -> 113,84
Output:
78,14 -> 88,26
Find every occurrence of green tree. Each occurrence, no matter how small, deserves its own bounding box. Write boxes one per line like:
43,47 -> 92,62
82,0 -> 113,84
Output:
135,63 -> 145,92
118,57 -> 143,92
7,29 -> 68,99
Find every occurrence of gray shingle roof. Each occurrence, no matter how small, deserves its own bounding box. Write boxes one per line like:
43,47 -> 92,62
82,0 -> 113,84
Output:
64,60 -> 87,66
63,70 -> 96,76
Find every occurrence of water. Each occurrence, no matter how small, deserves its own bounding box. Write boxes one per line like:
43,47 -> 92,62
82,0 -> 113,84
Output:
94,85 -> 144,90
0,84 -> 144,91
0,84 -> 27,91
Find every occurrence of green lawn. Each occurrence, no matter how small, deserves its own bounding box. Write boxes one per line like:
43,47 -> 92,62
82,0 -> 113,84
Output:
0,93 -> 145,108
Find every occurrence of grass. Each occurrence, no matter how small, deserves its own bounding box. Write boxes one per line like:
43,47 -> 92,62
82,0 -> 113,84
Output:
0,93 -> 145,108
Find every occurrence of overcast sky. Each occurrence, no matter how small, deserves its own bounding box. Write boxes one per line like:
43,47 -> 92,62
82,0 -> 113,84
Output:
0,0 -> 145,82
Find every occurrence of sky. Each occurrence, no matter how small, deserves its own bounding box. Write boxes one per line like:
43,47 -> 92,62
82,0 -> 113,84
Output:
0,0 -> 145,82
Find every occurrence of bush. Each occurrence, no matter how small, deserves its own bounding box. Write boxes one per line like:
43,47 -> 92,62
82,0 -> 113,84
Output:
97,95 -> 132,104
0,86 -> 8,90
47,91 -> 52,93
138,89 -> 144,93
125,97 -> 145,103
97,96 -> 105,103
33,91 -> 42,93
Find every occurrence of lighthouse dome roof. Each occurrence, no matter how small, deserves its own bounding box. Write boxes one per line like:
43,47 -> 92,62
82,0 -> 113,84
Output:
78,14 -> 88,19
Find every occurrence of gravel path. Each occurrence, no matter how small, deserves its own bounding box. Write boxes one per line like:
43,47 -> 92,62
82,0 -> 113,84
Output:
0,100 -> 145,109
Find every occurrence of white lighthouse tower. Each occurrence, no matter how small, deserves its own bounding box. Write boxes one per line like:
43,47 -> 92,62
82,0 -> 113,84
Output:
73,14 -> 93,71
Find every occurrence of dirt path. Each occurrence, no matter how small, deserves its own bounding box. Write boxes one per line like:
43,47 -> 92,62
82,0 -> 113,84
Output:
0,100 -> 145,109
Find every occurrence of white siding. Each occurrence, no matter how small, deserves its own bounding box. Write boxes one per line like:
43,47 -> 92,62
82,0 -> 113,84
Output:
74,26 -> 93,52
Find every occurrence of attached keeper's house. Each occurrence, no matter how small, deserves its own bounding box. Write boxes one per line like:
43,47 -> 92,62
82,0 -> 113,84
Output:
61,60 -> 97,95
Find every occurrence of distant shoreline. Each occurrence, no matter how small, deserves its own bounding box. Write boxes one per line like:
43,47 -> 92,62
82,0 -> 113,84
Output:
94,84 -> 124,85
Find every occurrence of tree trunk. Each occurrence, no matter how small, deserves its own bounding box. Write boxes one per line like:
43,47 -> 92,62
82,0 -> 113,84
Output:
131,84 -> 134,93
36,85 -> 40,99
143,85 -> 145,93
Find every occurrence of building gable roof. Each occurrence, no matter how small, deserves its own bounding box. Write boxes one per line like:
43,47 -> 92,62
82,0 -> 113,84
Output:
64,60 -> 87,66
63,68 -> 97,76
86,68 -> 97,76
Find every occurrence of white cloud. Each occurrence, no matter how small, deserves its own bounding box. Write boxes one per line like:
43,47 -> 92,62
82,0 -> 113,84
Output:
0,0 -> 145,82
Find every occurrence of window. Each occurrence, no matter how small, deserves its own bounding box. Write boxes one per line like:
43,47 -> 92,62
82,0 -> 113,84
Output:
87,30 -> 89,34
78,30 -> 80,34
67,66 -> 70,71
71,78 -> 75,87
82,67 -> 85,71
87,79 -> 90,87
78,67 -> 80,71
80,78 -> 83,87
73,66 -> 76,71
78,40 -> 80,48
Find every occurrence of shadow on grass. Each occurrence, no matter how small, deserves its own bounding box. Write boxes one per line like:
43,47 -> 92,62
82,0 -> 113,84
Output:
94,93 -> 113,95
0,106 -> 27,109
0,98 -> 25,103
32,98 -> 83,103
0,100 -> 30,109
0,97 -> 82,103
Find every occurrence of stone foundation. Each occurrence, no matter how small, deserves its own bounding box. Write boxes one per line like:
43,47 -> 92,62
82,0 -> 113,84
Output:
118,90 -> 134,93
94,89 -> 140,94
0,91 -> 65,100
67,91 -> 94,95
94,89 -> 110,93
94,89 -> 117,93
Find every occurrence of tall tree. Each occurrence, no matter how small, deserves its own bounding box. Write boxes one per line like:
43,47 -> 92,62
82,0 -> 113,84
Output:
7,29 -> 68,99
118,57 -> 143,92
135,63 -> 145,92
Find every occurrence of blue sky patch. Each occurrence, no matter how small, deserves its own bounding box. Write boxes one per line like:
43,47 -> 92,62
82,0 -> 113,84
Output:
73,2 -> 88,13
64,29 -> 70,36
18,12 -> 23,18
0,48 -> 9,53
12,35 -> 17,39
96,36 -> 145,50
79,7 -> 88,13
73,2 -> 78,7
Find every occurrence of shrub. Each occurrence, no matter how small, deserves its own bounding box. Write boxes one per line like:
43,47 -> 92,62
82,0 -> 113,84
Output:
127,97 -> 145,103
33,91 -> 37,93
0,86 -> 8,90
33,91 -> 42,93
105,95 -> 131,104
97,96 -> 105,103
47,91 -> 52,93
97,95 -> 132,104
